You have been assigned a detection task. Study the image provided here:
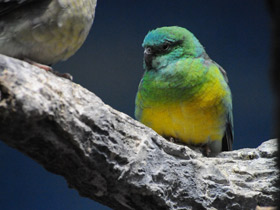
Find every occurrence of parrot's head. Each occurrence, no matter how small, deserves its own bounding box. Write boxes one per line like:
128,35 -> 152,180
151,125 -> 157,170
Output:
142,26 -> 205,71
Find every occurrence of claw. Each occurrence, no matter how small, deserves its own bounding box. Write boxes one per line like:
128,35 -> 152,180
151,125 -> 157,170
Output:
165,136 -> 182,144
201,145 -> 211,157
23,58 -> 73,80
23,58 -> 53,71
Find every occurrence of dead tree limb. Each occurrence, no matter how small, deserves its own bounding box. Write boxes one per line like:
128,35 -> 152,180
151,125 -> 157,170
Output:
0,54 -> 278,210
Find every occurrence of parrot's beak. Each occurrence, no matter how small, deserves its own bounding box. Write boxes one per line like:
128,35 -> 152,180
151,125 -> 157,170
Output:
144,47 -> 153,70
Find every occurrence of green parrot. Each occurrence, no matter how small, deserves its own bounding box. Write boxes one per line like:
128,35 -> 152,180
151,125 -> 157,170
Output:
135,26 -> 233,156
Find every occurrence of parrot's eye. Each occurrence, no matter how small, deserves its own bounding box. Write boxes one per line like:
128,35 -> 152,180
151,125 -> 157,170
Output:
162,43 -> 170,51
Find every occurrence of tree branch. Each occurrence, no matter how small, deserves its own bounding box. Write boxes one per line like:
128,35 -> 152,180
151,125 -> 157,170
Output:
0,54 -> 278,209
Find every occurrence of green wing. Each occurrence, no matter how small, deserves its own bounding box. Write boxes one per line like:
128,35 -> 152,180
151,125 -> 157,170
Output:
203,53 -> 234,151
214,61 -> 233,151
218,64 -> 233,151
222,112 -> 233,151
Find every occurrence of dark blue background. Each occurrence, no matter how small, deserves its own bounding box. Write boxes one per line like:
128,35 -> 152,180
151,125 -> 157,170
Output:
0,0 -> 273,209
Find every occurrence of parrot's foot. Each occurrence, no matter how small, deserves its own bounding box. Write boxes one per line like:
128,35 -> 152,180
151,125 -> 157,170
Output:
166,136 -> 182,144
48,69 -> 73,81
24,58 -> 73,81
201,145 -> 211,157
164,136 -> 215,157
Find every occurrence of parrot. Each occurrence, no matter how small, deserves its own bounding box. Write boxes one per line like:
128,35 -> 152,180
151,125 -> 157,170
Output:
0,0 -> 97,79
135,26 -> 233,156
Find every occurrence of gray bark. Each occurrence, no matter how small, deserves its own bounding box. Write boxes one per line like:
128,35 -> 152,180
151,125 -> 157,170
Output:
0,54 -> 278,210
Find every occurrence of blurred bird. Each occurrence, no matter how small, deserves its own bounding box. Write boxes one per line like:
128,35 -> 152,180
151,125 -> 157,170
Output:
135,26 -> 233,156
0,0 -> 97,79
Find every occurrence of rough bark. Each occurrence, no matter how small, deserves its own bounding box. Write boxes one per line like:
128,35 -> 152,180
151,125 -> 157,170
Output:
0,54 -> 278,210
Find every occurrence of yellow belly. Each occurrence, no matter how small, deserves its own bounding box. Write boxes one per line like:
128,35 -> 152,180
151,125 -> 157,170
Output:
140,101 -> 225,144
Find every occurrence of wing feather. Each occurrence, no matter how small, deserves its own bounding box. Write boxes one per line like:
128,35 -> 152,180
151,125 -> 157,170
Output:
0,0 -> 38,16
222,112 -> 234,151
202,53 -> 234,151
